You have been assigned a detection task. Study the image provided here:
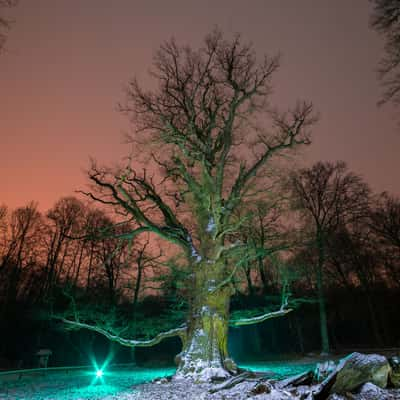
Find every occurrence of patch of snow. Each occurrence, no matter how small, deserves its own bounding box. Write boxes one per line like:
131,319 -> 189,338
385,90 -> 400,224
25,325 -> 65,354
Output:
197,329 -> 206,337
359,382 -> 386,396
199,367 -> 230,381
268,388 -> 293,399
187,234 -> 202,263
190,245 -> 202,263
201,306 -> 210,315
206,280 -> 217,291
344,352 -> 387,367
175,365 -> 230,383
206,217 -> 216,233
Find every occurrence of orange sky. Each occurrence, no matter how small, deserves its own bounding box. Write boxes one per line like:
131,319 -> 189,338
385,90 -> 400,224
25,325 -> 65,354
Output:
1,0 -> 399,212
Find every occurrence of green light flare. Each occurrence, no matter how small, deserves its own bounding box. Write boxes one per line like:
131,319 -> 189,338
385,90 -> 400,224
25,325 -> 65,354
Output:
88,342 -> 116,384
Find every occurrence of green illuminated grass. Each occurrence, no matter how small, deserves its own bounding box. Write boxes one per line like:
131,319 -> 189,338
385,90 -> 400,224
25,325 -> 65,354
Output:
0,367 -> 176,400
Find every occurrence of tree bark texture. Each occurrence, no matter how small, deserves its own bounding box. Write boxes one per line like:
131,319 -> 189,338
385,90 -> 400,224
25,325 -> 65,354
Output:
175,260 -> 236,381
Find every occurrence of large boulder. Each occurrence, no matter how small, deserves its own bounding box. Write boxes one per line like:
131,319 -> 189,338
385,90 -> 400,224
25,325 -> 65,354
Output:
330,352 -> 390,394
388,355 -> 400,388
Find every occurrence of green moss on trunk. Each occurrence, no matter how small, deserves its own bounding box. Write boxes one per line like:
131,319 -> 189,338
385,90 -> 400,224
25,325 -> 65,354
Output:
175,260 -> 237,381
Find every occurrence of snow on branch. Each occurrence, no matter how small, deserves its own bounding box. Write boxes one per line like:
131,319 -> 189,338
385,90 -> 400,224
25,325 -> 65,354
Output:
59,318 -> 186,347
229,307 -> 293,327
229,289 -> 292,327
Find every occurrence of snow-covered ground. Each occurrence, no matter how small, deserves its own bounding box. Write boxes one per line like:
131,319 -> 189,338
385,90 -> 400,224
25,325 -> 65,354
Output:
0,367 -> 174,400
0,362 -> 313,400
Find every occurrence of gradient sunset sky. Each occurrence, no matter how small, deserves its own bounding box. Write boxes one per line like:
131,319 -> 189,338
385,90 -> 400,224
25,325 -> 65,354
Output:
1,0 -> 399,211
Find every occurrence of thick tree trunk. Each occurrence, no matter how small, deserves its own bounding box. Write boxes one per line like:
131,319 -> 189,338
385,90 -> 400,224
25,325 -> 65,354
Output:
365,289 -> 384,347
316,231 -> 330,354
317,270 -> 329,354
293,314 -> 305,353
257,256 -> 268,295
175,260 -> 236,381
243,262 -> 255,297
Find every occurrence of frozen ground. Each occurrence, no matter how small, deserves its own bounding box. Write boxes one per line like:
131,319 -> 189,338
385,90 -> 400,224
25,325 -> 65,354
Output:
0,361 -> 314,400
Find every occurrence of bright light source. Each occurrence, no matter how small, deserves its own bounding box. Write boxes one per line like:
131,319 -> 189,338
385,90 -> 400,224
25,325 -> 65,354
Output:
96,369 -> 103,378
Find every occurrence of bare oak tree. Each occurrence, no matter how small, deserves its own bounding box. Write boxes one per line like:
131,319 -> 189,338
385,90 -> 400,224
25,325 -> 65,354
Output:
62,30 -> 316,380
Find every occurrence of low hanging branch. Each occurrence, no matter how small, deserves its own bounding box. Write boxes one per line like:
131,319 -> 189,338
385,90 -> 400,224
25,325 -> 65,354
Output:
229,307 -> 292,327
229,288 -> 292,327
59,318 -> 187,348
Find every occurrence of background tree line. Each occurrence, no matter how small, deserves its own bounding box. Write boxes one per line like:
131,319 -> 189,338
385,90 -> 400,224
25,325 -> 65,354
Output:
0,160 -> 399,368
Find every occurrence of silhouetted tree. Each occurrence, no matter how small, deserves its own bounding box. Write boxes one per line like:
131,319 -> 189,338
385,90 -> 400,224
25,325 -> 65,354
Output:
327,225 -> 386,346
0,202 -> 43,310
90,216 -> 131,306
235,198 -> 292,296
81,208 -> 108,292
290,161 -> 370,354
59,30 -> 316,380
126,237 -> 163,317
369,192 -> 400,285
370,193 -> 400,249
0,0 -> 17,54
0,204 -> 8,255
42,197 -> 86,299
370,0 -> 400,106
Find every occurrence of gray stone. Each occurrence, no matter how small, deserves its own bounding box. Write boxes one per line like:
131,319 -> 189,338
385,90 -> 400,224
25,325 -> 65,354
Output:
331,352 -> 390,394
388,355 -> 400,388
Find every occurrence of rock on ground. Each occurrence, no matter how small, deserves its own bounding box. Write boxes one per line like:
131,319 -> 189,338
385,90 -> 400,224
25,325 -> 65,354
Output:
389,356 -> 400,388
330,352 -> 390,394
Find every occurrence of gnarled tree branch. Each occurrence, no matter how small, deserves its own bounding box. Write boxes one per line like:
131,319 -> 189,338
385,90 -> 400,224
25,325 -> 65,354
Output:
59,318 -> 187,348
229,307 -> 293,327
